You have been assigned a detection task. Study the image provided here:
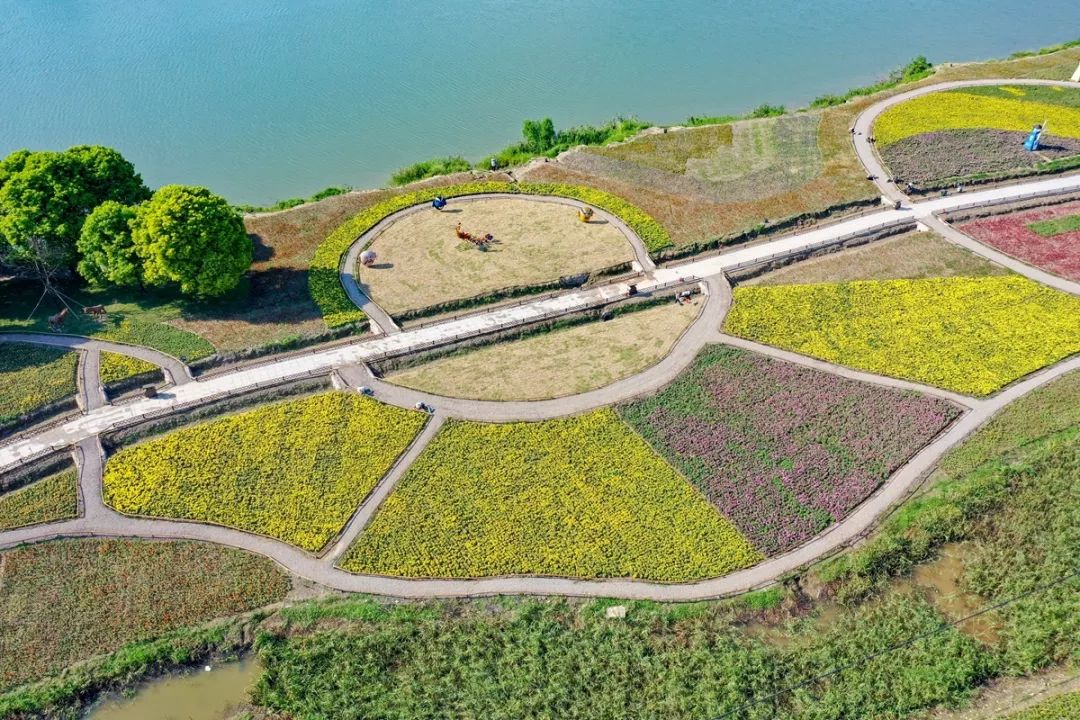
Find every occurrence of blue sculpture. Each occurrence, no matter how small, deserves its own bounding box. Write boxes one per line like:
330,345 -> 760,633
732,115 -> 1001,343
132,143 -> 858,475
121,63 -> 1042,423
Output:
1024,124 -> 1044,151
432,195 -> 447,210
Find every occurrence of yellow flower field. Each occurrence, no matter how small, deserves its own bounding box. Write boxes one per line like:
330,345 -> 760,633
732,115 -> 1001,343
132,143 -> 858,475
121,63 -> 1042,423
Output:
725,276 -> 1080,396
103,393 -> 426,552
341,410 -> 761,582
99,351 -> 159,385
874,90 -> 1080,147
0,470 -> 78,531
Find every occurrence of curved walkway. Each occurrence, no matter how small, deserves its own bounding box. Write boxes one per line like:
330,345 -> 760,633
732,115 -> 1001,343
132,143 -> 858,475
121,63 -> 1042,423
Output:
852,77 -> 1080,202
340,192 -> 657,334
76,349 -> 106,412
0,333 -> 194,386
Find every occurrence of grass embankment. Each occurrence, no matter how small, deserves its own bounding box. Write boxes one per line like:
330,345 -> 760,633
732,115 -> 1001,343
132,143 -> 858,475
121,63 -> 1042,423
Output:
0,342 -> 78,427
358,197 -> 633,315
341,409 -> 760,581
0,470 -> 78,531
744,231 -> 1010,285
725,276 -> 1080,396
0,538 -> 289,692
389,300 -> 700,400
102,392 -> 426,552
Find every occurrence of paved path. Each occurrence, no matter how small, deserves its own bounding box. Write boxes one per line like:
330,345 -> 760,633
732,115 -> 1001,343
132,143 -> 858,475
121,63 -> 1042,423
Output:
0,333 -> 193,386
3,353 -> 1075,600
340,192 -> 656,334
77,348 -> 107,412
851,78 -> 1080,202
4,173 -> 1080,475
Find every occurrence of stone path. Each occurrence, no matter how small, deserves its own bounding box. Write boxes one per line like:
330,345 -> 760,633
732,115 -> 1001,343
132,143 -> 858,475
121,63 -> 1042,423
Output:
3,81 -> 1080,600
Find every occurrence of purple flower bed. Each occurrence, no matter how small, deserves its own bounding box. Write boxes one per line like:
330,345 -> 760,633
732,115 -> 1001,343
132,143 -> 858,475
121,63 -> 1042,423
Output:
619,346 -> 960,556
881,129 -> 1080,185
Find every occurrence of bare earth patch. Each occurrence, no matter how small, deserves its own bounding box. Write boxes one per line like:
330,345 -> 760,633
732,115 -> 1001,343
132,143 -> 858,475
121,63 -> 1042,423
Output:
745,231 -> 1011,286
389,301 -> 700,400
357,197 -> 634,315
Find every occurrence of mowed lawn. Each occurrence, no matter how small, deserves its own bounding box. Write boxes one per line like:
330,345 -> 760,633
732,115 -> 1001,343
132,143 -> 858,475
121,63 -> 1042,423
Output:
102,393 -> 426,552
744,231 -> 1010,286
725,276 -> 1080,396
357,198 -> 634,314
341,409 -> 760,581
0,538 -> 289,690
389,301 -> 700,400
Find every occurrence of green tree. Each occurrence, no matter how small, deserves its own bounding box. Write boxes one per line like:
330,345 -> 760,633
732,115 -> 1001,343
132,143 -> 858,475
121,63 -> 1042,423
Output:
133,185 -> 251,298
76,201 -> 141,288
0,146 -> 148,271
522,118 -> 557,153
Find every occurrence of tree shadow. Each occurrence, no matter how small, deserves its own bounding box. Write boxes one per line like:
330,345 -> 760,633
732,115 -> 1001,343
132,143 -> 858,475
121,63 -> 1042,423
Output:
250,233 -> 275,263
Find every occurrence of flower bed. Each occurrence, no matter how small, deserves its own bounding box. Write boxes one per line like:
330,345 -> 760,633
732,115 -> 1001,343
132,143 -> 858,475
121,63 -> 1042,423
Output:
874,86 -> 1080,147
0,343 -> 79,428
99,351 -> 160,386
724,276 -> 1080,396
103,392 -> 426,552
0,470 -> 78,531
340,409 -> 760,581
310,182 -> 671,327
959,200 -> 1080,281
618,345 -> 958,555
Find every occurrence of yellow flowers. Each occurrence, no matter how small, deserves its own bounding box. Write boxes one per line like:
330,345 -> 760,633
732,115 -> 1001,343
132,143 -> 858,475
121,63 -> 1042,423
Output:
0,343 -> 78,425
99,351 -> 159,385
0,471 -> 78,530
341,410 -> 761,582
725,276 -> 1080,396
103,393 -> 426,552
874,89 -> 1080,147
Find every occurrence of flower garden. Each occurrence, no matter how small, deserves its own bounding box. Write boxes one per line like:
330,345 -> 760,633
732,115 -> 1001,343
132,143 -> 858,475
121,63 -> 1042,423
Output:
618,345 -> 958,555
102,392 -> 426,552
0,470 -> 78,531
876,85 -> 1080,185
724,276 -> 1080,396
99,351 -> 160,386
341,409 -> 761,581
0,343 -> 78,427
959,200 -> 1080,281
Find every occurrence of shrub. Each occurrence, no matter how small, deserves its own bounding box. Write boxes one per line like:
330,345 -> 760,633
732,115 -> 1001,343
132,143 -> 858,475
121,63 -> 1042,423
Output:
309,182 -> 671,327
724,276 -> 1080,396
390,156 -> 472,186
103,392 -> 426,552
341,409 -> 761,581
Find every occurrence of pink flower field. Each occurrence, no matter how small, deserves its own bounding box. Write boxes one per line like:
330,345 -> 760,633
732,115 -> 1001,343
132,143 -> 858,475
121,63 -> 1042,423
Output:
959,201 -> 1080,281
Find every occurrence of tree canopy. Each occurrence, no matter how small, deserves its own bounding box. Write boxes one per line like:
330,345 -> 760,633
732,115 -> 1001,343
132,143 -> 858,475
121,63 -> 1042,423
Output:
77,201 -> 141,288
133,185 -> 251,298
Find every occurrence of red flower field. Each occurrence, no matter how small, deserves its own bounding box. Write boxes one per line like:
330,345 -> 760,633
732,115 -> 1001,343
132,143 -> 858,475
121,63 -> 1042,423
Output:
959,201 -> 1080,281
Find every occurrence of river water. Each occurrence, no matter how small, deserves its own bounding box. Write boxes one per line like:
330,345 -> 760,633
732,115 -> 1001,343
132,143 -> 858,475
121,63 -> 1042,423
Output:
2,2 -> 1078,205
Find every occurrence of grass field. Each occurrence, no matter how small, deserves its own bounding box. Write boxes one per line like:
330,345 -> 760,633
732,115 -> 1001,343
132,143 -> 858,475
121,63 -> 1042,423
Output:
0,470 -> 78,531
99,351 -> 160,386
725,276 -> 1080,396
341,409 -> 760,581
1001,691 -> 1080,719
358,197 -> 633,315
744,231 -> 1010,286
959,200 -> 1080,282
0,342 -> 78,426
103,393 -> 426,552
389,301 -> 699,400
0,538 -> 289,691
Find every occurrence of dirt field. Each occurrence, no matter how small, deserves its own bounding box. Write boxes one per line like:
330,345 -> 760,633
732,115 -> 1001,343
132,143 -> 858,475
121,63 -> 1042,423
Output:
744,231 -> 1012,286
357,197 -> 634,315
388,300 -> 700,400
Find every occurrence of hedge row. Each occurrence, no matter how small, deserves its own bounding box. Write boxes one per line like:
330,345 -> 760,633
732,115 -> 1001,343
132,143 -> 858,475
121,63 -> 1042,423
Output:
309,182 -> 671,328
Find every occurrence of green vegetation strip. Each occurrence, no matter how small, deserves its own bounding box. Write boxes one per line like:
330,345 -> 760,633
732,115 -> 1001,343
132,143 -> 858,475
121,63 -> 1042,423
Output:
0,342 -> 78,426
0,538 -> 289,692
0,470 -> 78,531
1027,213 -> 1080,236
1002,690 -> 1080,719
310,182 -> 672,327
103,392 -> 426,552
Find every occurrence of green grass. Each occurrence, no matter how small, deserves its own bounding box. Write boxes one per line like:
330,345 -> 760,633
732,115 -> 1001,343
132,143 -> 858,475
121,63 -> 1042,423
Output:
0,538 -> 289,691
956,84 -> 1080,109
390,156 -> 473,186
1027,213 -> 1080,236
0,470 -> 78,530
0,342 -> 78,426
103,392 -> 426,552
1001,690 -> 1080,719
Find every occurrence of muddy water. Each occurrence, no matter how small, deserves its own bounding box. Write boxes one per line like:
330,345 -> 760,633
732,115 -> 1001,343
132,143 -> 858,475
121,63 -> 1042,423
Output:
86,657 -> 259,720
905,543 -> 1001,646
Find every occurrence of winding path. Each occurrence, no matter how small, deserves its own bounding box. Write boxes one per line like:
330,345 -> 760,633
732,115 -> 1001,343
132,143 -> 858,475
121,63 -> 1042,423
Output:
2,78 -> 1080,599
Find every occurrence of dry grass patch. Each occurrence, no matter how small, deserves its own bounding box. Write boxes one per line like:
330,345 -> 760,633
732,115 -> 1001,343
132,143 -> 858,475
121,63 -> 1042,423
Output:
389,301 -> 700,400
357,197 -> 634,315
745,231 -> 1010,285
